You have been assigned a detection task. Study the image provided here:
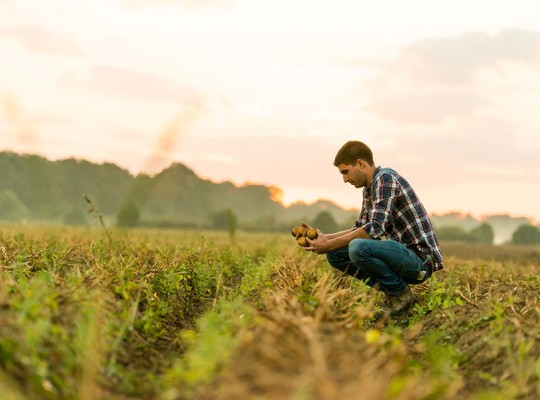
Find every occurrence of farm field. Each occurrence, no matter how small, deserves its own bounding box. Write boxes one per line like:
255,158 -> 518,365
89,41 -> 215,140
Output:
1,225 -> 539,399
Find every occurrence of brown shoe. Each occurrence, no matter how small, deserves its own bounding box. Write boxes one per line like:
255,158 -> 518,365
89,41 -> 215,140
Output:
375,286 -> 415,319
387,286 -> 415,316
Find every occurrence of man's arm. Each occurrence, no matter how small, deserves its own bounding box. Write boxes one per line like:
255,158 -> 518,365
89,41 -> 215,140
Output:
306,227 -> 371,254
324,229 -> 355,240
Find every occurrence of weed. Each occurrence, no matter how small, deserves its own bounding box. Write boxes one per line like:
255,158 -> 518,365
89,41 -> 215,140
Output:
83,195 -> 112,244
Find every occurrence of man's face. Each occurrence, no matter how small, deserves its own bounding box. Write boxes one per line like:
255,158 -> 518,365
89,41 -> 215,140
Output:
336,160 -> 369,188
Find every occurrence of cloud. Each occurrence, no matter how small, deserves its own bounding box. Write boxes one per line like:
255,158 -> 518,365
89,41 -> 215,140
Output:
369,88 -> 485,124
59,66 -> 201,103
374,114 -> 540,189
141,99 -> 207,174
400,29 -> 540,84
117,0 -> 237,10
0,24 -> 83,56
365,29 -> 540,124
363,30 -> 540,178
179,134 -> 341,188
176,0 -> 236,9
2,92 -> 40,154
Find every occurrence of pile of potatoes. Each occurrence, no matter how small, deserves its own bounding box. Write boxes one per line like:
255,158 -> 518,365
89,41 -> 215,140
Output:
291,223 -> 318,247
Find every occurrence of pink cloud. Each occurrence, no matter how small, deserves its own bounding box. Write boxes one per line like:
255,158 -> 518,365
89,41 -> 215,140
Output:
179,134 -> 341,188
59,66 -> 201,103
0,24 -> 83,56
365,29 -> 540,124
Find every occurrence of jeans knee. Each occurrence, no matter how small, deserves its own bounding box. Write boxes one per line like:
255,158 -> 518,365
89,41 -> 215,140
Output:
348,238 -> 370,263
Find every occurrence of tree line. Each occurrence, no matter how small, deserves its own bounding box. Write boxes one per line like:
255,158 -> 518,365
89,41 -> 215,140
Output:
2,151 -> 539,245
435,223 -> 540,246
0,152 -> 356,231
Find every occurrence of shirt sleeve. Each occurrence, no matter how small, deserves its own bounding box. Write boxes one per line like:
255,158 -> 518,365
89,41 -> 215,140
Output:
360,173 -> 399,239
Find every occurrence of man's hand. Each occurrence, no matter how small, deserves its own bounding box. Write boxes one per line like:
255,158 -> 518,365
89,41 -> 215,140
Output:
305,229 -> 330,254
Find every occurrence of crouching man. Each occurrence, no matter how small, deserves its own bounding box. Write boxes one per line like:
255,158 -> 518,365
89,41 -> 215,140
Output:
306,140 -> 444,318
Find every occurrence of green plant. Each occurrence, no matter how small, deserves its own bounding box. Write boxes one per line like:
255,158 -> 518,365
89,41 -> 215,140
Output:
160,298 -> 252,399
83,194 -> 112,243
409,278 -> 463,323
1,227 -> 540,399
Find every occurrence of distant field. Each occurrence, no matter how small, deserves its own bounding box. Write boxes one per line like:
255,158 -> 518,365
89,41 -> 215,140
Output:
0,225 -> 539,399
441,241 -> 540,265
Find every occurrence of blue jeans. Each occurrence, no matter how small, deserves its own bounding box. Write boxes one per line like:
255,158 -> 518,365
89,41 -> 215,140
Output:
325,239 -> 431,295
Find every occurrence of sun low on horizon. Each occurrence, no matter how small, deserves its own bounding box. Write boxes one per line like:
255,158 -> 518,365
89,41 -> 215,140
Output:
1,0 -> 540,223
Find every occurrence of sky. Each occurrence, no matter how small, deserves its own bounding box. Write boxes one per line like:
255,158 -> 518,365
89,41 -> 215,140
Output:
1,0 -> 540,223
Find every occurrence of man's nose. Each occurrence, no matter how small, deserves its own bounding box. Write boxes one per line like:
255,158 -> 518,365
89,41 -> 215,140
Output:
343,175 -> 348,183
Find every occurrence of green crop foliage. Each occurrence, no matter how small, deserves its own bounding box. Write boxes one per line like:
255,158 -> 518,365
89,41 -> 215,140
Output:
1,226 -> 539,399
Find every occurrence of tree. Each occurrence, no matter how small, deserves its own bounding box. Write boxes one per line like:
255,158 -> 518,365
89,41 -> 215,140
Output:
469,223 -> 494,245
211,208 -> 238,240
0,190 -> 29,222
63,208 -> 88,226
435,226 -> 471,242
116,201 -> 140,228
312,210 -> 338,233
512,224 -> 540,245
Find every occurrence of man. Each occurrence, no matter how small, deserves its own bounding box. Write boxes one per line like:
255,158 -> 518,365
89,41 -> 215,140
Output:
306,140 -> 443,317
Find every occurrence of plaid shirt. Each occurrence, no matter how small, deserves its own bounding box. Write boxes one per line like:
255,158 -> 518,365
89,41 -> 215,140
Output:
353,166 -> 444,271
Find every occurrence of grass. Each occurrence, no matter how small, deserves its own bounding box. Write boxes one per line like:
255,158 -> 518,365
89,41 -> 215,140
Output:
0,225 -> 539,399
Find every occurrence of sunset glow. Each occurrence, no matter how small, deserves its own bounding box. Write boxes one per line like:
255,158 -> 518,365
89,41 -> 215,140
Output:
1,0 -> 540,222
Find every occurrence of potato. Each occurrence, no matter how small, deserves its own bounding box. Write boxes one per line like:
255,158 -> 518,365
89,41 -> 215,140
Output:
292,223 -> 318,246
291,226 -> 306,239
307,228 -> 318,239
296,236 -> 309,247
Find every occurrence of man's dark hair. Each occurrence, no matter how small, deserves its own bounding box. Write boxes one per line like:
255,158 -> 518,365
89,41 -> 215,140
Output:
333,141 -> 375,166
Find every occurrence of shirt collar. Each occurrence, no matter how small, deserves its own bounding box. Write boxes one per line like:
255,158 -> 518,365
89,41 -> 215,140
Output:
367,166 -> 382,190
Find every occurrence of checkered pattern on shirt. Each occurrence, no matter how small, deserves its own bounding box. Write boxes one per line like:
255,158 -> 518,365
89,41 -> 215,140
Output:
354,167 -> 444,271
